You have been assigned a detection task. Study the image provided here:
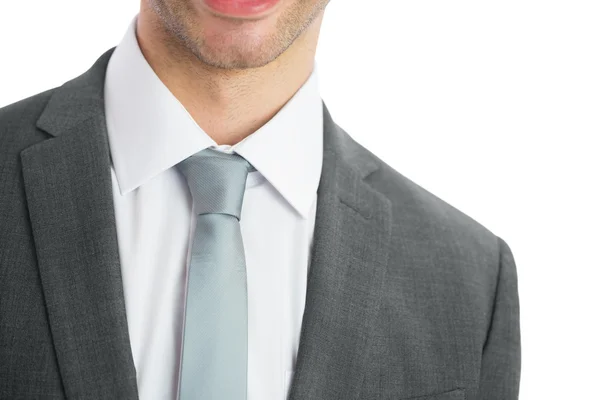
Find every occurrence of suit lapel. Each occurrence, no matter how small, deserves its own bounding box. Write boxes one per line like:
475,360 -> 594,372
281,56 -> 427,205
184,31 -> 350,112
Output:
288,105 -> 392,399
20,48 -> 138,399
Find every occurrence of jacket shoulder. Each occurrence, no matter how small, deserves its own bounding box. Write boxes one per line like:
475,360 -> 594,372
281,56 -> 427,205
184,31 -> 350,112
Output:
382,160 -> 496,242
346,131 -> 501,258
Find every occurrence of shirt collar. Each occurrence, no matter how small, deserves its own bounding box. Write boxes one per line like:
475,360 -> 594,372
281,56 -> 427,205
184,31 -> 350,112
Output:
104,15 -> 323,218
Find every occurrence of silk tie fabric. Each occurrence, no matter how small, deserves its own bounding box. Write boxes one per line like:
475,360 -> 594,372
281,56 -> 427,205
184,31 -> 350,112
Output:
177,148 -> 254,400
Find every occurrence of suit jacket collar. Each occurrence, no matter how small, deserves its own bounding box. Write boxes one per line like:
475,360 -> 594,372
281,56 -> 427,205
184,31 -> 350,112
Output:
25,47 -> 392,399
36,49 -> 114,137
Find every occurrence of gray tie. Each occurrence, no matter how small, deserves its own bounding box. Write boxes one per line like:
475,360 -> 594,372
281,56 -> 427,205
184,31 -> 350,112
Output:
177,148 -> 253,400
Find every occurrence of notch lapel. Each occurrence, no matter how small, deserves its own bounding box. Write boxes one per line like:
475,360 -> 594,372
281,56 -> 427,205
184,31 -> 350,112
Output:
20,48 -> 138,399
288,104 -> 392,399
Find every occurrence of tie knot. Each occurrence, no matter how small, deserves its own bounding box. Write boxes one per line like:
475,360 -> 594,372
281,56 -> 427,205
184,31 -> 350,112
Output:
177,148 -> 254,220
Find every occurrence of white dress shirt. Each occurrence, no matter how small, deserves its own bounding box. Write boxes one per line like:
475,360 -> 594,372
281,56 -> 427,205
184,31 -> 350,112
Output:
103,15 -> 323,400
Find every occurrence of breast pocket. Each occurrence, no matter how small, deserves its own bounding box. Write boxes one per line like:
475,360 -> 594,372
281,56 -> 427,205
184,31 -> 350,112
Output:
404,388 -> 465,400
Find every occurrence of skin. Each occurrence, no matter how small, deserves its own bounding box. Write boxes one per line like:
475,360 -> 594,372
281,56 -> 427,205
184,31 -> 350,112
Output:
137,0 -> 331,145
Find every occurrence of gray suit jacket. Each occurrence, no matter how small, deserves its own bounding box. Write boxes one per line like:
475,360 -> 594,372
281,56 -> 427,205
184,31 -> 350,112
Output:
0,48 -> 520,400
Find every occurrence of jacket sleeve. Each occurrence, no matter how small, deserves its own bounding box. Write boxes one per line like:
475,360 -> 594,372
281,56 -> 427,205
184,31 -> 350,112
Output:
477,237 -> 521,399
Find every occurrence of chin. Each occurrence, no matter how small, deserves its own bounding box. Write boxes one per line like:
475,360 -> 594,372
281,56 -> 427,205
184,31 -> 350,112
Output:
150,0 -> 314,69
191,30 -> 284,69
197,45 -> 281,69
186,14 -> 287,69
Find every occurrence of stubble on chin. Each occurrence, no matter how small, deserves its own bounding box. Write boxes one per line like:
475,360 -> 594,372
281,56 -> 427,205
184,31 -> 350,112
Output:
144,0 -> 329,70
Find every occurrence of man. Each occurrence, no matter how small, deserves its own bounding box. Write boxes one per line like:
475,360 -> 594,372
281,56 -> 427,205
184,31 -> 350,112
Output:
0,0 -> 520,399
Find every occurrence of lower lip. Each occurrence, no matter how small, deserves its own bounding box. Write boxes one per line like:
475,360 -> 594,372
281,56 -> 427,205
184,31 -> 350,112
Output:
202,0 -> 281,18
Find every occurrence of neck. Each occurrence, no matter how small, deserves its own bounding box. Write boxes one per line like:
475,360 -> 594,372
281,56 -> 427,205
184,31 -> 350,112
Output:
136,8 -> 322,146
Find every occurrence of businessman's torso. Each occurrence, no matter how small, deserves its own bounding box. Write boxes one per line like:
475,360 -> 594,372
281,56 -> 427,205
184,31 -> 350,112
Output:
0,50 -> 520,400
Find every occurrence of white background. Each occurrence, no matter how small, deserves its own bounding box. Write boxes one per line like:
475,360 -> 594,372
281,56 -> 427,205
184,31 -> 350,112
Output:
1,1 -> 599,398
